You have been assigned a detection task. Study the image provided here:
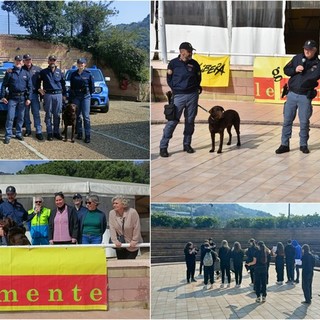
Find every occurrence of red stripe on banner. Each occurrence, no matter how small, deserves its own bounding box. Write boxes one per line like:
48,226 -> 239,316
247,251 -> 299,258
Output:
0,275 -> 107,307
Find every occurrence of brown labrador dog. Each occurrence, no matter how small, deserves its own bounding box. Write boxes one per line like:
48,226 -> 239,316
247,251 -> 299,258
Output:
208,105 -> 241,153
62,103 -> 77,143
0,217 -> 31,245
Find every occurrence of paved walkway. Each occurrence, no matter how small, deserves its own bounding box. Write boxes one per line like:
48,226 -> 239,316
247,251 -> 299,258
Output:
151,262 -> 320,319
151,99 -> 320,202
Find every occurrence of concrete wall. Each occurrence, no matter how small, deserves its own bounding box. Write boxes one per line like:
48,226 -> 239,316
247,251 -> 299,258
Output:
0,35 -> 148,101
151,227 -> 320,263
151,60 -> 254,102
108,259 -> 149,309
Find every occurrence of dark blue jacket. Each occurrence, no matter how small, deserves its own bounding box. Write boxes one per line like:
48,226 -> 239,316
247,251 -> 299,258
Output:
0,200 -> 28,227
37,66 -> 66,95
284,53 -> 320,94
167,55 -> 201,94
0,67 -> 32,100
23,64 -> 42,91
70,69 -> 95,98
77,208 -> 107,244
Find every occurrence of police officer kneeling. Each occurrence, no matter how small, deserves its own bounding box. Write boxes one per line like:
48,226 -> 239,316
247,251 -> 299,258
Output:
0,55 -> 32,144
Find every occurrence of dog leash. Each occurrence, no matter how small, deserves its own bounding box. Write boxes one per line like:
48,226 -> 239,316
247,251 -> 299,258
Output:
198,104 -> 209,113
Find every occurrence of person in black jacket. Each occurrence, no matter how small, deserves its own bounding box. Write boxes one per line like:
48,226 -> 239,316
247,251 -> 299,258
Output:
285,239 -> 296,284
231,241 -> 244,287
198,239 -> 209,276
274,242 -> 285,285
276,40 -> 320,154
218,239 -> 231,288
203,242 -> 218,290
301,244 -> 315,304
246,241 -> 270,303
159,42 -> 202,157
48,192 -> 78,244
184,241 -> 198,283
246,238 -> 258,288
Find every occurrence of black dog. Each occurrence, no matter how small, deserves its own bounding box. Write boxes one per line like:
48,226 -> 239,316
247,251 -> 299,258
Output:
208,105 -> 241,153
62,103 -> 77,143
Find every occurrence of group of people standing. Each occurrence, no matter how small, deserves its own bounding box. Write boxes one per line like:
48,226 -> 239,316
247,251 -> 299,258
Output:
0,187 -> 142,259
0,54 -> 94,144
184,237 -> 316,304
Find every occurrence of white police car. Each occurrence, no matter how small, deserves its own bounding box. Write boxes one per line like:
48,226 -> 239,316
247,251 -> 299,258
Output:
65,65 -> 110,113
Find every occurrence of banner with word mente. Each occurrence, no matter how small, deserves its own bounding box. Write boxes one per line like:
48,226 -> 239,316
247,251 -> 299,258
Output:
0,246 -> 107,311
254,56 -> 320,104
193,54 -> 230,87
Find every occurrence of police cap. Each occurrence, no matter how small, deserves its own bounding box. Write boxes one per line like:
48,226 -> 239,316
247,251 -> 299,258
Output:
73,193 -> 82,199
6,186 -> 16,194
303,40 -> 318,50
14,55 -> 23,61
48,55 -> 57,61
23,54 -> 32,60
77,58 -> 87,64
179,42 -> 195,52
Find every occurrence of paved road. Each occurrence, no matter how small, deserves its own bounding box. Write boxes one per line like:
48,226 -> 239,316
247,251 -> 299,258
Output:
152,262 -> 320,319
0,100 -> 150,160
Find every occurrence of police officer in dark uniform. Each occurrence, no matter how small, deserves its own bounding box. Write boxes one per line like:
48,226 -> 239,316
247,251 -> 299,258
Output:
0,186 -> 28,228
0,55 -> 32,144
70,58 -> 94,143
22,54 -> 43,140
159,42 -> 202,157
276,40 -> 320,154
37,55 -> 66,141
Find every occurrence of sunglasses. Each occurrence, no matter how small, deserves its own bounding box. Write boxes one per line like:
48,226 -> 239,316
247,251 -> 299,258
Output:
86,201 -> 92,205
35,201 -> 42,204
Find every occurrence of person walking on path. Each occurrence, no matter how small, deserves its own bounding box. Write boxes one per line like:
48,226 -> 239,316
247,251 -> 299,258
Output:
276,40 -> 320,154
301,244 -> 315,304
159,42 -> 202,157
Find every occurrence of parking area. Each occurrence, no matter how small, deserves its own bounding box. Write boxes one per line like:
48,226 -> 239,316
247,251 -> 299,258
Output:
0,100 -> 150,160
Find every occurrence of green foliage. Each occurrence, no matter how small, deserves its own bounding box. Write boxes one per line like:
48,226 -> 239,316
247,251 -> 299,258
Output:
2,1 -> 67,40
251,217 -> 275,229
194,216 -> 219,229
225,218 -> 252,228
17,161 -> 149,184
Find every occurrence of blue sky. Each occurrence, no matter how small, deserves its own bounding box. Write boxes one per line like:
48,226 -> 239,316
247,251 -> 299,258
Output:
240,203 -> 320,217
0,161 -> 48,174
0,1 -> 150,34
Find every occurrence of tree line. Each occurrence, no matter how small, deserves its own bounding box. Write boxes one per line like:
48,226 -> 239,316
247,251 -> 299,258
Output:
151,212 -> 320,229
17,161 -> 150,184
2,1 -> 149,82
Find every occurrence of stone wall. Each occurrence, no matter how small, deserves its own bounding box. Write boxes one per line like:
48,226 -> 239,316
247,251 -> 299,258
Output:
0,35 -> 148,101
108,259 -> 149,309
152,227 -> 320,263
151,60 -> 254,102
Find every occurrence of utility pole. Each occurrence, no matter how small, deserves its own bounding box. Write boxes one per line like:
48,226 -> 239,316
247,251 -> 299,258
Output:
288,203 -> 291,219
8,12 -> 10,35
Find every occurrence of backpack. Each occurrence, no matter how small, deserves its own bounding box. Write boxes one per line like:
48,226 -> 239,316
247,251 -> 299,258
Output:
203,251 -> 213,267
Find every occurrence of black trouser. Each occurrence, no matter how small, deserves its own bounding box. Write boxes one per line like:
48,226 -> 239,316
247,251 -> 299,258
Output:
286,260 -> 295,281
221,263 -> 231,284
302,272 -> 313,303
249,265 -> 255,284
276,260 -> 284,282
204,265 -> 214,285
234,262 -> 243,285
116,249 -> 138,259
255,265 -> 267,298
199,260 -> 203,274
295,264 -> 301,281
186,260 -> 196,281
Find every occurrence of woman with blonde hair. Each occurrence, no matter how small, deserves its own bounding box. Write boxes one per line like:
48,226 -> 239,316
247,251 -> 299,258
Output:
109,195 -> 142,259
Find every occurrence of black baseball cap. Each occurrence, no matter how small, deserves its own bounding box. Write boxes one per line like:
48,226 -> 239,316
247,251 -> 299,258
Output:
303,40 -> 317,50
48,55 -> 57,61
179,42 -> 195,52
6,186 -> 16,193
77,58 -> 87,64
14,55 -> 23,61
23,54 -> 32,60
73,193 -> 82,199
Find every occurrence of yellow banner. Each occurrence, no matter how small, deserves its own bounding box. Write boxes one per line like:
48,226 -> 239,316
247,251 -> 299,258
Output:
193,54 -> 230,87
254,57 -> 320,104
0,246 -> 107,311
